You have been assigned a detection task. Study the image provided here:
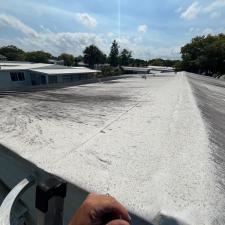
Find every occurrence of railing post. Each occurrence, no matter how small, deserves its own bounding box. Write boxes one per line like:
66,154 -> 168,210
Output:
35,177 -> 67,225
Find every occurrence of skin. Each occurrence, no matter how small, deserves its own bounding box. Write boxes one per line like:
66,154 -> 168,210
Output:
69,193 -> 131,225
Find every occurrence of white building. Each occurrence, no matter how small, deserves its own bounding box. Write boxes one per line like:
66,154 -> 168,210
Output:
121,66 -> 175,74
0,62 -> 99,90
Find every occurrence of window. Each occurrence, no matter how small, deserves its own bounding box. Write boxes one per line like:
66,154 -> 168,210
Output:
10,72 -> 18,81
10,72 -> 25,82
18,72 -> 25,81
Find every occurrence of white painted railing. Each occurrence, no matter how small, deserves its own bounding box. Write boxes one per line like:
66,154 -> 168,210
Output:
0,176 -> 67,225
0,176 -> 35,225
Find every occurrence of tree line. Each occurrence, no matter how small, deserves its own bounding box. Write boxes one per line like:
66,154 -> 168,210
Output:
0,45 -> 82,66
0,41 -> 179,69
175,33 -> 225,77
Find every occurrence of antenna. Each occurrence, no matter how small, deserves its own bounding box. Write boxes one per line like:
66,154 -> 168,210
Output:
118,0 -> 121,39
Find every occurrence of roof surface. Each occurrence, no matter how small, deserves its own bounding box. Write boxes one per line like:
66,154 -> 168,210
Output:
30,68 -> 99,75
0,73 -> 214,224
0,62 -> 99,74
0,63 -> 52,71
121,66 -> 150,72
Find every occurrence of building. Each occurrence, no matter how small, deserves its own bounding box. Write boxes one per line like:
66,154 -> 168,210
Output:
48,59 -> 65,65
121,66 -> 175,75
0,62 -> 100,90
148,65 -> 174,73
121,66 -> 151,74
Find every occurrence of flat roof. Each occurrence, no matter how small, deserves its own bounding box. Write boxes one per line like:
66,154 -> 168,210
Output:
121,66 -> 150,72
0,62 -> 99,74
0,73 -> 212,223
30,68 -> 100,75
0,63 -> 53,71
148,66 -> 174,71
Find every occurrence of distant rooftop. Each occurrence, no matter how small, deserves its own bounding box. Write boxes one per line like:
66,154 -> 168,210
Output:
30,67 -> 99,75
0,61 -> 100,74
121,66 -> 150,72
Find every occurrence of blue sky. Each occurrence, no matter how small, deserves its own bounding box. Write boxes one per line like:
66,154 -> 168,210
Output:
0,0 -> 225,59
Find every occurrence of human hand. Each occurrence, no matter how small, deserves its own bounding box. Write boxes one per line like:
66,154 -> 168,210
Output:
69,193 -> 131,225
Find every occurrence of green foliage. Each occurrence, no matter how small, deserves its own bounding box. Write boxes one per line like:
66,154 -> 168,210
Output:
26,51 -> 52,63
181,34 -> 225,76
0,45 -> 26,61
83,45 -> 107,68
148,58 -> 179,67
174,61 -> 183,72
75,55 -> 84,64
149,58 -> 165,66
109,40 -> 120,67
119,49 -> 132,66
130,58 -> 147,67
100,66 -> 122,77
59,53 -> 75,66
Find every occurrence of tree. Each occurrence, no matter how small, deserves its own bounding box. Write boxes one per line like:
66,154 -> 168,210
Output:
174,60 -> 183,72
26,51 -> 52,63
119,49 -> 132,66
83,45 -> 106,68
0,45 -> 26,61
148,58 -> 179,68
149,58 -> 165,66
130,58 -> 147,67
180,34 -> 225,76
59,53 -> 75,66
109,40 -> 119,67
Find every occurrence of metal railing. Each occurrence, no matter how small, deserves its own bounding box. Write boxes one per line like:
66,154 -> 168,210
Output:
0,176 -> 67,225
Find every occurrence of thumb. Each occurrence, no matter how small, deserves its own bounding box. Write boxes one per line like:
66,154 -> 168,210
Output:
106,219 -> 130,225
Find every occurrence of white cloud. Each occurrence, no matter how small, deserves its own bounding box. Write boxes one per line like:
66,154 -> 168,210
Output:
0,14 -> 180,59
180,1 -> 225,21
138,25 -> 148,33
204,0 -> 225,13
1,30 -> 180,59
115,36 -> 180,60
75,13 -> 97,28
0,14 -> 100,55
180,2 -> 201,21
0,0 -> 97,28
0,14 -> 38,38
16,32 -> 107,56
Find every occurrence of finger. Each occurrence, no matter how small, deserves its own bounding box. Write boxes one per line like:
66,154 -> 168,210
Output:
106,219 -> 130,225
85,193 -> 131,222
98,195 -> 130,222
